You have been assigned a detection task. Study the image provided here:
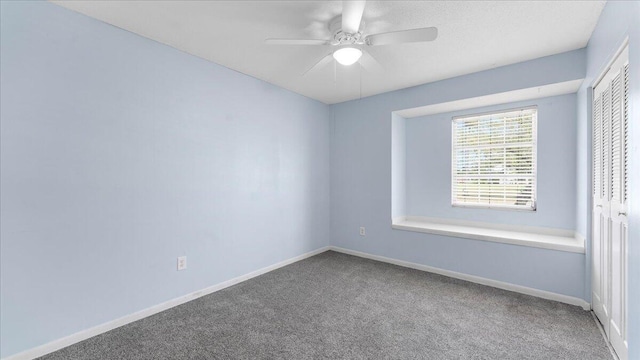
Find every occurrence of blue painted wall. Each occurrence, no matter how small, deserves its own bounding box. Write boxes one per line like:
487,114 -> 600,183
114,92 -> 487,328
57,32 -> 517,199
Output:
330,50 -> 586,305
391,113 -> 406,219
406,94 -> 577,230
575,1 -> 640,357
0,2 -> 330,357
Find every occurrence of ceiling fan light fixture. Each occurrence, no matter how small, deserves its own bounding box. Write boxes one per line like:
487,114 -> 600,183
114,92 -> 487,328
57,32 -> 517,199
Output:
333,47 -> 362,66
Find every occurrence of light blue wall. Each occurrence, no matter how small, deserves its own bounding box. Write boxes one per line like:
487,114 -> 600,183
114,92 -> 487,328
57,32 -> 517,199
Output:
391,113 -> 406,219
575,1 -> 640,357
406,94 -> 577,230
330,50 -> 586,304
0,2 -> 330,357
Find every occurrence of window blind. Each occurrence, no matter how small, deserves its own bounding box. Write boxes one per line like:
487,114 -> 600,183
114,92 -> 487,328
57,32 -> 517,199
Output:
452,108 -> 537,210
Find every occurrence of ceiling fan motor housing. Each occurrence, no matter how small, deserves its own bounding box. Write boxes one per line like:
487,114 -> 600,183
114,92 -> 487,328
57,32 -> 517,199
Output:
329,15 -> 365,46
333,31 -> 362,45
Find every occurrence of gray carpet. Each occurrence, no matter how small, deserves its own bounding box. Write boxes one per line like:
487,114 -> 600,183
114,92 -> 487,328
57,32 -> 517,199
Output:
40,251 -> 612,359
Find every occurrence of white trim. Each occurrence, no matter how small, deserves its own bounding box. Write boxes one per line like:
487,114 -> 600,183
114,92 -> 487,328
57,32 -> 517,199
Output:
3,246 -> 331,360
591,37 -> 629,89
392,216 -> 585,253
393,79 -> 583,119
395,216 -> 576,237
329,246 -> 591,310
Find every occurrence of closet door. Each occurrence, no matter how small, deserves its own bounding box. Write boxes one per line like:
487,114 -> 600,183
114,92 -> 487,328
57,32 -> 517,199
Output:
592,45 -> 628,360
609,52 -> 629,360
592,76 -> 610,335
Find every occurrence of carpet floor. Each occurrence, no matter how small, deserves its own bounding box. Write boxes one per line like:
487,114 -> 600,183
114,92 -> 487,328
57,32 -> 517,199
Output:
40,251 -> 612,359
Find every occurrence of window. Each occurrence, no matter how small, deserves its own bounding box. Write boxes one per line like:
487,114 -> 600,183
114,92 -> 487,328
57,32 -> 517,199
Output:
451,107 -> 537,210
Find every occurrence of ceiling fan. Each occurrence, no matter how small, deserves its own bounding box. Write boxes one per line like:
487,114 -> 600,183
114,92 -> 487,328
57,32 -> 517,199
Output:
265,0 -> 438,75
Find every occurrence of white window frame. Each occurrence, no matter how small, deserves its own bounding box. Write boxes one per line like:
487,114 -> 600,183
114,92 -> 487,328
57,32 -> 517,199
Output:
451,106 -> 538,211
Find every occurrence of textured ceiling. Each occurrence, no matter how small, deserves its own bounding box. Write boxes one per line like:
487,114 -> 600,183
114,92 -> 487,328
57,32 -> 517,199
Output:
51,1 -> 605,104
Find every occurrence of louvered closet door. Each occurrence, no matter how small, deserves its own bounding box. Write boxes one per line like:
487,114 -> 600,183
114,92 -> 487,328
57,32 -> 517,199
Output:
608,49 -> 629,360
592,79 -> 608,332
592,45 -> 628,360
592,72 -> 610,335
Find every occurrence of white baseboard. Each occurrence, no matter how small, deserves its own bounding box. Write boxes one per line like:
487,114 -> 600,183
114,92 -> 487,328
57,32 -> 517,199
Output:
328,246 -> 591,311
5,244 -> 591,359
4,246 -> 331,360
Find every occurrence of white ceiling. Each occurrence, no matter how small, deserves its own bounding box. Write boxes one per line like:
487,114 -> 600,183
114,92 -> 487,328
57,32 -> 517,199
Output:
51,1 -> 605,104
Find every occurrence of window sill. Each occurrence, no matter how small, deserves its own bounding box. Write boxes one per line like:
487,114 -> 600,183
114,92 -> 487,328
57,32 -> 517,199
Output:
391,216 -> 584,254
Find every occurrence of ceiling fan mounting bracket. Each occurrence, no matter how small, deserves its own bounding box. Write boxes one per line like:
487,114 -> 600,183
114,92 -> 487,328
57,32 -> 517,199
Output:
329,15 -> 365,46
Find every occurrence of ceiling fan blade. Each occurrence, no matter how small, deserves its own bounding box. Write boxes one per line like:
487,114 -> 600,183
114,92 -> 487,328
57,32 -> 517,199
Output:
265,39 -> 329,46
341,0 -> 366,34
365,27 -> 438,46
303,54 -> 334,76
359,51 -> 384,74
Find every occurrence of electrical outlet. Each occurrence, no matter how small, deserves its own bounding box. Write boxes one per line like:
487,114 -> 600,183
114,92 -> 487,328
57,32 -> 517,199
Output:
359,227 -> 366,236
177,256 -> 187,271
